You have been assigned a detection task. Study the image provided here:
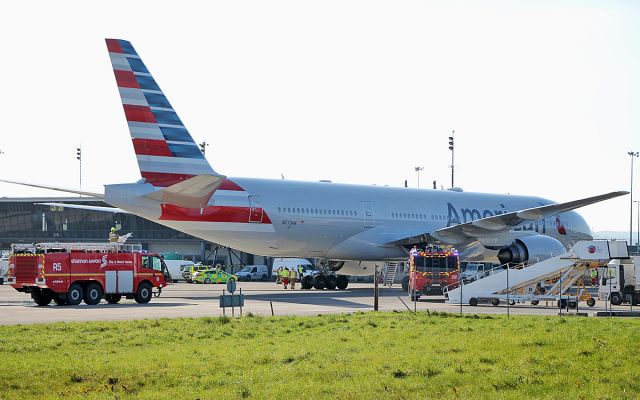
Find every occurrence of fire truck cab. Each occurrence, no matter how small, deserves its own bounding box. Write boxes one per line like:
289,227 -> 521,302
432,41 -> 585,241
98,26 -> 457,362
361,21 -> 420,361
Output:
6,242 -> 170,306
408,247 -> 460,301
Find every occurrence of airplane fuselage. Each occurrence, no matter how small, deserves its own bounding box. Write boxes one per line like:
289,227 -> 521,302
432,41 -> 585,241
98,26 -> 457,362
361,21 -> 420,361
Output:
105,177 -> 592,261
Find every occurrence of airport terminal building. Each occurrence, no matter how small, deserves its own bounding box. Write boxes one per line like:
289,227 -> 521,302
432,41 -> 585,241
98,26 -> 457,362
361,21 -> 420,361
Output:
0,197 -> 263,266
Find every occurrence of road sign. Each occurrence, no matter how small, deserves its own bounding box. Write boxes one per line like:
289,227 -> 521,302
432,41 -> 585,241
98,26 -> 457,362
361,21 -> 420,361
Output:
227,279 -> 237,294
220,294 -> 244,307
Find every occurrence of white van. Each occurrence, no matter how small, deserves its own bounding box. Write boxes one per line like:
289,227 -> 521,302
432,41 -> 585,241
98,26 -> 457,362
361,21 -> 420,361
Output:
164,259 -> 195,282
271,258 -> 317,279
236,265 -> 269,281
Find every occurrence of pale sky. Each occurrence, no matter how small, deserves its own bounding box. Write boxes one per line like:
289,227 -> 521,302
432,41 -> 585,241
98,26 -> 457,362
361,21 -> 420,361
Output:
1,0 -> 639,233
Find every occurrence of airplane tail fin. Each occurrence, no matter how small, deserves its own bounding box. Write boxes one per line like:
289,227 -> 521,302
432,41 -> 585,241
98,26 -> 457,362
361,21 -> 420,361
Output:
105,38 -> 219,187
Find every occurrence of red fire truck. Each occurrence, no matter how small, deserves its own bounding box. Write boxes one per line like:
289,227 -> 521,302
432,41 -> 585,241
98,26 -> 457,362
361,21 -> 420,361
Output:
408,247 -> 460,301
6,242 -> 170,306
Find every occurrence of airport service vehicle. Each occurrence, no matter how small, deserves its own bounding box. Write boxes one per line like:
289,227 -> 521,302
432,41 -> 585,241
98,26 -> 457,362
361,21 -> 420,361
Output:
193,269 -> 237,284
1,39 -> 626,286
460,263 -> 487,282
182,264 -> 211,283
236,265 -> 269,281
271,258 -> 313,276
5,242 -> 169,306
0,254 -> 8,284
408,248 -> 460,301
164,259 -> 195,282
599,256 -> 640,305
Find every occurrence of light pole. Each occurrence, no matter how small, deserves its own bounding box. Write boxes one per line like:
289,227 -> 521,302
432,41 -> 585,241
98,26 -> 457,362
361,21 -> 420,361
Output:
414,166 -> 423,188
76,146 -> 82,193
199,141 -> 209,155
448,131 -> 455,188
633,200 -> 640,250
629,151 -> 639,246
635,200 -> 640,248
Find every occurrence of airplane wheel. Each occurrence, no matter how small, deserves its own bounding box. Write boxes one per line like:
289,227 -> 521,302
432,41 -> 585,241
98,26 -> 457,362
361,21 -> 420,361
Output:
313,274 -> 326,290
336,275 -> 349,290
508,300 -> 516,306
568,301 -> 577,309
531,300 -> 539,306
491,298 -> 500,306
325,275 -> 337,290
557,299 -> 568,309
301,275 -> 313,289
586,298 -> 596,307
469,297 -> 478,307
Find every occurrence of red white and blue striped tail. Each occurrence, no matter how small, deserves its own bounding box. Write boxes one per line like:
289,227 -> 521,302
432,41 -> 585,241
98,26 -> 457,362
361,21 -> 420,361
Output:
106,38 -> 217,187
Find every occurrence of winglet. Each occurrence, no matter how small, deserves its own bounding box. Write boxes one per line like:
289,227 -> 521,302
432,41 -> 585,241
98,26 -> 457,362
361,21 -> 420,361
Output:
516,191 -> 629,220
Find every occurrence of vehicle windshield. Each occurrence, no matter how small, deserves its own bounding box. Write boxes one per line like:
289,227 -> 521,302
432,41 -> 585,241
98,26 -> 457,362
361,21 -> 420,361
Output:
414,255 -> 458,273
240,266 -> 252,272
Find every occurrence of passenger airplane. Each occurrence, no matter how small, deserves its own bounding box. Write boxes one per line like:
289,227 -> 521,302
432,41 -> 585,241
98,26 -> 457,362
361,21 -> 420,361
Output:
0,39 -> 627,280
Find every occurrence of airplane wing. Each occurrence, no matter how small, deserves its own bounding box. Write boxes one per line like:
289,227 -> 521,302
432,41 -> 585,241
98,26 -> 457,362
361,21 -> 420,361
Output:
0,179 -> 104,198
36,203 -> 127,213
392,191 -> 628,245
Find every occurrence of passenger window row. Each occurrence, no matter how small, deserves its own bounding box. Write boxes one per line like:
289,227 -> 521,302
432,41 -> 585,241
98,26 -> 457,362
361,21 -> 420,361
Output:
392,212 -> 446,221
277,207 -> 357,217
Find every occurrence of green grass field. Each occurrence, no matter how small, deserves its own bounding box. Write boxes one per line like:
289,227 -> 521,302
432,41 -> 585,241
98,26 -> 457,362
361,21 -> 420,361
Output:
1,312 -> 639,399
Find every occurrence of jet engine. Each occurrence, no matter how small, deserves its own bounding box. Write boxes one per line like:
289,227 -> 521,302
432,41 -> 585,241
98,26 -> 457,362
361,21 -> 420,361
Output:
496,235 -> 566,265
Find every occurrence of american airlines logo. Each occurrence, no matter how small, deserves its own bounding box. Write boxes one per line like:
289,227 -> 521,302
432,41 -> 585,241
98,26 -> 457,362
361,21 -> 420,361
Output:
446,202 -> 549,234
587,245 -> 596,254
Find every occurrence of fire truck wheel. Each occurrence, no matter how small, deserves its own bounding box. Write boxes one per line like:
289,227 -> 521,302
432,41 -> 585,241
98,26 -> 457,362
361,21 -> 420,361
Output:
586,298 -> 596,307
66,284 -> 84,306
105,294 -> 122,304
312,274 -> 326,290
325,275 -> 337,290
135,282 -> 153,304
53,297 -> 67,306
491,298 -> 500,306
32,290 -> 53,306
336,275 -> 349,290
84,283 -> 104,305
301,275 -> 313,289
469,297 -> 478,307
401,276 -> 410,291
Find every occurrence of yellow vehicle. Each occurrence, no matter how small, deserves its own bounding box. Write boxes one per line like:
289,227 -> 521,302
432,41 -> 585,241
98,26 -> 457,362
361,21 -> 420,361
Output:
181,264 -> 210,283
193,269 -> 237,284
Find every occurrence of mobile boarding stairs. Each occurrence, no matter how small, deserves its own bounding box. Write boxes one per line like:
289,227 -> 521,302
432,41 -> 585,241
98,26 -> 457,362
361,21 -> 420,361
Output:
444,240 -> 628,306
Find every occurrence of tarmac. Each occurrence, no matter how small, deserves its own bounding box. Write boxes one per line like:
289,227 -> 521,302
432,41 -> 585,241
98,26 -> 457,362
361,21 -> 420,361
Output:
0,281 -> 634,325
